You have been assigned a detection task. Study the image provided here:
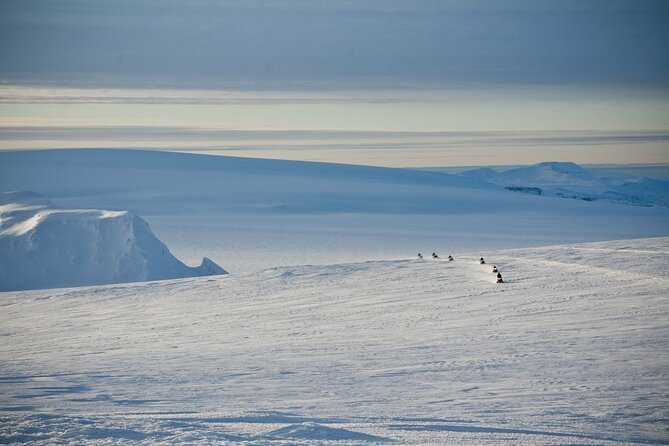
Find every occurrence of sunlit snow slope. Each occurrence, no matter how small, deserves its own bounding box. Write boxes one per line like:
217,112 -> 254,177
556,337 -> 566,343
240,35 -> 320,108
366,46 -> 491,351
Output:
1,238 -> 667,445
0,191 -> 225,291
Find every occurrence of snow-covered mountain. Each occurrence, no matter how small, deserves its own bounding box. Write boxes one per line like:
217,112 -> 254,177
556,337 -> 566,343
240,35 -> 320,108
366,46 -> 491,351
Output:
1,150 -> 668,274
460,161 -> 669,207
0,191 -> 225,291
1,238 -> 667,444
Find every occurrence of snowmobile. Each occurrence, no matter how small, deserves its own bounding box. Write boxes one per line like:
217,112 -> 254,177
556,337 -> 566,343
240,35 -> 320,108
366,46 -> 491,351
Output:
447,255 -> 454,261
417,253 -> 423,259
431,252 -> 439,259
479,257 -> 486,264
492,266 -> 498,273
496,272 -> 504,283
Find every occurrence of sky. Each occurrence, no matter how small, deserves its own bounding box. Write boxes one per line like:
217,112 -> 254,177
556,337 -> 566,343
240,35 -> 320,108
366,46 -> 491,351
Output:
0,0 -> 668,167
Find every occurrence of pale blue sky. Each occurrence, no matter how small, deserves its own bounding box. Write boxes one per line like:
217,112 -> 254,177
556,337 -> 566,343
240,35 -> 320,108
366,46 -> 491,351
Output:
0,0 -> 667,166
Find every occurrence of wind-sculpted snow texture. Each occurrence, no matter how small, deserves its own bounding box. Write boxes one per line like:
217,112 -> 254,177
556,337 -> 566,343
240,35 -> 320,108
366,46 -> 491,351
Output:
1,238 -> 667,444
0,192 -> 225,291
460,161 -> 669,207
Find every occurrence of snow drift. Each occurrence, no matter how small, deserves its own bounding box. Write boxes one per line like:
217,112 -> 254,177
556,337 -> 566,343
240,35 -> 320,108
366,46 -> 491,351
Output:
0,191 -> 225,291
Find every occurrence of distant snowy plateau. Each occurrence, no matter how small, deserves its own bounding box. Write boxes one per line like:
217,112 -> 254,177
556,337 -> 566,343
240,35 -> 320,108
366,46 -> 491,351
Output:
458,161 -> 669,207
1,149 -> 668,276
0,149 -> 668,444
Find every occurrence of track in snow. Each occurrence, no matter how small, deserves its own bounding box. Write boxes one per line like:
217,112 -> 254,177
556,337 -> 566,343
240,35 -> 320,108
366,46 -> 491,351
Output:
1,238 -> 668,445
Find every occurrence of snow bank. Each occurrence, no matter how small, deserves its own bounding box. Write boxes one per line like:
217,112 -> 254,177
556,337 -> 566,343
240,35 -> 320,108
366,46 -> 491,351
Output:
0,192 -> 225,291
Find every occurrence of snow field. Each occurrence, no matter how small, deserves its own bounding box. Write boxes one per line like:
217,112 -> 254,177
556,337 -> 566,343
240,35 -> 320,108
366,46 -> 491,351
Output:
1,238 -> 667,445
2,150 -> 668,275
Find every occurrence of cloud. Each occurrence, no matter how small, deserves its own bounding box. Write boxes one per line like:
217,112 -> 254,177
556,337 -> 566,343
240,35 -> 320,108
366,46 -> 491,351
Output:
0,85 -> 431,105
2,125 -> 667,149
1,0 -> 668,88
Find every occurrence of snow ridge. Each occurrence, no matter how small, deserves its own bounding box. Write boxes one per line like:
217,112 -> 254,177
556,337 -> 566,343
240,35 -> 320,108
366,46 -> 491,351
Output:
0,192 -> 226,291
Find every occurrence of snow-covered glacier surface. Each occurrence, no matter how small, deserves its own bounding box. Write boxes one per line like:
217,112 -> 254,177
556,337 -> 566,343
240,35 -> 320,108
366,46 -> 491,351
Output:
0,191 -> 225,291
1,238 -> 667,445
0,150 -> 668,443
1,150 -> 668,274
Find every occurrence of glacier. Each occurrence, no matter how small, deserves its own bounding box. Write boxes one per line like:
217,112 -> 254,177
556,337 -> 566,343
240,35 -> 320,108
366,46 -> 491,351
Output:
0,191 -> 225,291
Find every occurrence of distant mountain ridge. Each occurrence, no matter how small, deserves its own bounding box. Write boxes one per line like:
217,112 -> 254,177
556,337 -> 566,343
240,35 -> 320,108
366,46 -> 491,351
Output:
458,162 -> 669,207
